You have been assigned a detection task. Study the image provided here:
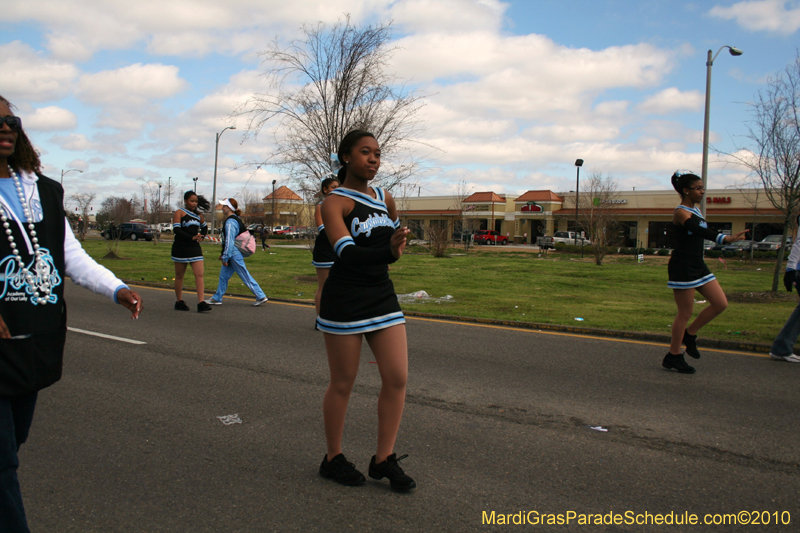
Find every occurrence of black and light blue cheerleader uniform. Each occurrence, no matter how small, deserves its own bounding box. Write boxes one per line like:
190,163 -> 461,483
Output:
667,205 -> 726,289
171,208 -> 207,263
317,187 -> 405,335
312,202 -> 337,269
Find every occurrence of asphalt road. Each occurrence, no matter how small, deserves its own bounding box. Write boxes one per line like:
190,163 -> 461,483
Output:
18,283 -> 800,532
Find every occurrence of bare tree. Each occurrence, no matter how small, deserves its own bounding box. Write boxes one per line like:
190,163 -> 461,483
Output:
70,193 -> 95,242
237,15 -> 430,193
99,196 -> 134,225
575,172 -> 622,265
452,180 -> 477,251
728,177 -> 766,263
729,52 -> 800,291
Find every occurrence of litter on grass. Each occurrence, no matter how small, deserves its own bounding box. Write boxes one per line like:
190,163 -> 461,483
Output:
217,414 -> 242,425
590,426 -> 608,432
397,291 -> 454,303
574,317 -> 585,321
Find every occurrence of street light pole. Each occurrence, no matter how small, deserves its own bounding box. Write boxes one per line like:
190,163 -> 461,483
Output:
211,126 -> 237,233
158,184 -> 162,222
271,179 -> 277,233
701,45 -> 743,219
167,177 -> 171,210
60,168 -> 83,186
193,177 -> 198,192
575,159 -> 584,258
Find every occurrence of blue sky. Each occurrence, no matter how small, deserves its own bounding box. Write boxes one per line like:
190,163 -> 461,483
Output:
2,0 -> 799,210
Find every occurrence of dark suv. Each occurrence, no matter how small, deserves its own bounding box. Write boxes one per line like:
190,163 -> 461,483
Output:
102,223 -> 153,241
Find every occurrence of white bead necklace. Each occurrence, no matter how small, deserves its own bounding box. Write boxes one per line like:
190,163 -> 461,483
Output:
0,166 -> 51,305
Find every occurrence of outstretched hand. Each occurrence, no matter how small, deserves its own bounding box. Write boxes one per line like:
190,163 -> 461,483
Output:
117,288 -> 143,319
391,227 -> 410,259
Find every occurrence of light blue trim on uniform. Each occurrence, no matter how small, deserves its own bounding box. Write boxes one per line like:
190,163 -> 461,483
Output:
334,236 -> 355,256
675,205 -> 703,218
318,224 -> 325,231
172,255 -> 204,263
312,260 -> 335,268
316,311 -> 406,335
178,207 -> 200,220
715,233 -> 726,245
330,187 -> 388,213
668,273 -> 716,290
393,218 -> 401,229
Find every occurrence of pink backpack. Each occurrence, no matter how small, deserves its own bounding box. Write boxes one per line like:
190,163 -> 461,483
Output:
234,230 -> 256,257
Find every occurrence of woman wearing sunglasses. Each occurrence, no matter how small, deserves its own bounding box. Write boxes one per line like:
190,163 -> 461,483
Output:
664,170 -> 747,374
0,95 -> 142,532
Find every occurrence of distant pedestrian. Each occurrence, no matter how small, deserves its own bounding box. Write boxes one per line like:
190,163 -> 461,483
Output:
172,190 -> 212,312
0,94 -> 142,533
664,170 -> 748,374
311,176 -> 339,321
316,130 -> 415,491
769,215 -> 800,363
260,225 -> 269,251
204,198 -> 268,307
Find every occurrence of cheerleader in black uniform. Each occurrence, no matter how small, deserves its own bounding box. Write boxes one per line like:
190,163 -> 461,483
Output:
664,171 -> 747,373
316,130 -> 415,492
171,191 -> 212,313
312,176 -> 339,319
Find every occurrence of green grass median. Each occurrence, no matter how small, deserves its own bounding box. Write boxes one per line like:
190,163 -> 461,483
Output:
80,238 -> 794,346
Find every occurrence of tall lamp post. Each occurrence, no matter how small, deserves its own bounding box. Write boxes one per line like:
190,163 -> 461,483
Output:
157,184 -> 162,222
575,159 -> 584,258
271,179 -> 277,233
60,168 -> 83,185
211,126 -> 237,233
701,45 -> 742,218
192,176 -> 198,192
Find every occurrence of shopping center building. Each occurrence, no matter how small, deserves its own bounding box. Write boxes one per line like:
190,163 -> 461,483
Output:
396,188 -> 786,248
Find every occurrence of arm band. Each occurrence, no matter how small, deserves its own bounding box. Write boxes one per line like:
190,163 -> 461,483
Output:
200,223 -> 208,236
682,217 -> 725,244
173,225 -> 192,241
334,236 -> 397,266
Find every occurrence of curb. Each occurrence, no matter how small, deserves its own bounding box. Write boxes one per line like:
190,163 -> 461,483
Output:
124,279 -> 772,355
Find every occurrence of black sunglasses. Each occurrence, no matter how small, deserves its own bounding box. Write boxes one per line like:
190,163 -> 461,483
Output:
1,116 -> 22,131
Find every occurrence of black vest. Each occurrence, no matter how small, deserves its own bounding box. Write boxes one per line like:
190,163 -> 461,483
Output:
0,175 -> 67,396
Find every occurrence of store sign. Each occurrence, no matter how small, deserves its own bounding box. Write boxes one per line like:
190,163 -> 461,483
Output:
706,197 -> 732,204
521,202 -> 542,212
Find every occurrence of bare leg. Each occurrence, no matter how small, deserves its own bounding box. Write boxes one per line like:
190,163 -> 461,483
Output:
315,268 -> 330,316
190,261 -> 205,303
365,325 -> 408,463
688,279 -> 728,335
174,262 -> 188,301
322,333 -> 362,461
670,288 -> 695,354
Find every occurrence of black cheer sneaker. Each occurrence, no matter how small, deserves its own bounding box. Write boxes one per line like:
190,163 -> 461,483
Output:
319,453 -> 366,486
197,301 -> 212,313
369,453 -> 416,492
174,300 -> 190,311
662,352 -> 696,374
682,330 -> 701,359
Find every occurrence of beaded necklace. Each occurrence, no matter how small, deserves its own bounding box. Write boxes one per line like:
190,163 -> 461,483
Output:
0,166 -> 52,305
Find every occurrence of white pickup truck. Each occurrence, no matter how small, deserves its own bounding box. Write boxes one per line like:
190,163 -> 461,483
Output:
536,231 -> 592,249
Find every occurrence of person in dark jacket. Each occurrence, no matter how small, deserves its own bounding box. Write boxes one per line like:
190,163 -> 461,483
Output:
0,95 -> 142,533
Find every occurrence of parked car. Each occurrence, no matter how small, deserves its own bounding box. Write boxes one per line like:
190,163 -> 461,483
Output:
536,235 -> 555,249
552,231 -> 591,246
721,240 -> 755,253
754,234 -> 792,251
159,222 -> 172,233
101,223 -> 153,241
474,230 -> 509,245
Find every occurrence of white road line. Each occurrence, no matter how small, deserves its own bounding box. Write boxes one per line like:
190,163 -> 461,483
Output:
68,327 -> 147,345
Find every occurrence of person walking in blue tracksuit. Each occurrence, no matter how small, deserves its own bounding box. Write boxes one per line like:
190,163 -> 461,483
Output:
204,198 -> 268,307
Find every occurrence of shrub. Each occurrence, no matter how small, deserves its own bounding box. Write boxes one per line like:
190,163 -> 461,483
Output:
657,248 -> 671,256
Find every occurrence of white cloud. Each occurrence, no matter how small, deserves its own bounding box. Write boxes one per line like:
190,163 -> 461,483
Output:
24,106 -> 78,131
0,41 -> 79,102
709,0 -> 800,34
77,63 -> 188,106
637,88 -> 703,114
391,0 -> 507,34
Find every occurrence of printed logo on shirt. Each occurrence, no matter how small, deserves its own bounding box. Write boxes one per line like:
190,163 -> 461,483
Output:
0,248 -> 62,305
351,213 -> 395,238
